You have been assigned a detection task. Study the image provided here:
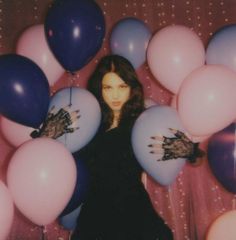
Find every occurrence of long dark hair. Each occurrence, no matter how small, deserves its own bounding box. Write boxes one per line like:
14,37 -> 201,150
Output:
87,54 -> 145,130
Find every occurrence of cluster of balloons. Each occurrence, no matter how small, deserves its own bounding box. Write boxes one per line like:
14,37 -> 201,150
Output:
131,24 -> 236,187
0,0 -> 105,238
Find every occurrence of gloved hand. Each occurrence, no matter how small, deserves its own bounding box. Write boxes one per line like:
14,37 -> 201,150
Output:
30,105 -> 80,139
148,128 -> 205,163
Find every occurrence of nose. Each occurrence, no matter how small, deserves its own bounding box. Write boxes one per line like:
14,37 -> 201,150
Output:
112,89 -> 119,99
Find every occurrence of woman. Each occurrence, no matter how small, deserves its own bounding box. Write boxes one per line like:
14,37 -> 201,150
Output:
71,55 -> 174,240
32,54 -> 202,239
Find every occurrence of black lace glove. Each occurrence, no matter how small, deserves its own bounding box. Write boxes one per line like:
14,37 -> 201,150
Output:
148,128 -> 205,163
30,105 -> 80,139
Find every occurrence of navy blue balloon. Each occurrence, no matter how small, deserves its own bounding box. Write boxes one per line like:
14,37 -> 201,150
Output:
59,205 -> 82,230
60,155 -> 89,217
0,54 -> 50,128
208,123 -> 236,193
45,0 -> 105,72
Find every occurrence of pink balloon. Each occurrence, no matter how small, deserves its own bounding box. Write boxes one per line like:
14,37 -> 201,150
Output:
0,181 -> 14,240
207,210 -> 236,240
16,24 -> 64,86
0,116 -> 33,147
170,96 -> 210,143
147,25 -> 205,94
7,138 -> 76,226
178,65 -> 236,136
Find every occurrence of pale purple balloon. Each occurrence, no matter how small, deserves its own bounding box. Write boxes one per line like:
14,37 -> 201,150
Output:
49,87 -> 101,153
206,24 -> 236,73
131,106 -> 186,186
110,17 -> 151,69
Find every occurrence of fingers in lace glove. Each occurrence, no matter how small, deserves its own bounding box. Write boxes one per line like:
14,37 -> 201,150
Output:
148,129 -> 205,163
30,106 -> 80,139
168,128 -> 192,142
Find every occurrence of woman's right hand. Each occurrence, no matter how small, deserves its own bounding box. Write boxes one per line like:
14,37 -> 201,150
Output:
30,105 -> 80,139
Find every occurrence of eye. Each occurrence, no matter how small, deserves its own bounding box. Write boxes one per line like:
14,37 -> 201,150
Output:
120,84 -> 129,89
102,85 -> 111,90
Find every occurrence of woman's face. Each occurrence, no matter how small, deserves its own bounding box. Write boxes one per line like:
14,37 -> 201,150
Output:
102,72 -> 131,114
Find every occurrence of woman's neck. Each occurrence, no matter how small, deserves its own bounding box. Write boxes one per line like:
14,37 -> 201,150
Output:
109,111 -> 120,130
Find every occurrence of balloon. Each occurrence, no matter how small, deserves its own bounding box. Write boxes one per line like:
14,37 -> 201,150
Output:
7,138 -> 76,226
207,123 -> 236,193
45,0 -> 105,72
49,87 -> 101,152
147,25 -> 205,94
59,205 -> 82,231
178,65 -> 236,136
0,54 -> 50,128
60,156 -> 89,217
16,24 -> 64,86
0,116 -> 33,147
131,106 -> 186,186
170,95 -> 210,143
206,24 -> 236,73
110,17 -> 151,69
207,210 -> 236,240
0,181 -> 14,240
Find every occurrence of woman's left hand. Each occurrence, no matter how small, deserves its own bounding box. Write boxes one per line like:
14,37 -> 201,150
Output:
148,128 -> 205,163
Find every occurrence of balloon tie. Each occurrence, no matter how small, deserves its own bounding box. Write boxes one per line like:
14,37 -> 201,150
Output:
41,225 -> 47,240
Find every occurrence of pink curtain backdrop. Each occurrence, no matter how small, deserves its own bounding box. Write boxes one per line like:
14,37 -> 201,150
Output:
1,0 -> 236,239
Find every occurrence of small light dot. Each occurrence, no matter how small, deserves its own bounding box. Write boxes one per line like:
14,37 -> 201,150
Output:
225,18 -> 229,22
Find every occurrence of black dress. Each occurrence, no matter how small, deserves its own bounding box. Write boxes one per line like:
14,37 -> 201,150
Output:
71,125 -> 173,240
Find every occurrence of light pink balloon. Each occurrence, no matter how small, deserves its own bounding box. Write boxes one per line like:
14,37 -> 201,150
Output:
7,138 -> 76,226
0,181 -> 14,240
207,210 -> 236,240
147,25 -> 205,94
170,96 -> 210,143
16,24 -> 64,86
178,65 -> 236,136
0,116 -> 33,147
